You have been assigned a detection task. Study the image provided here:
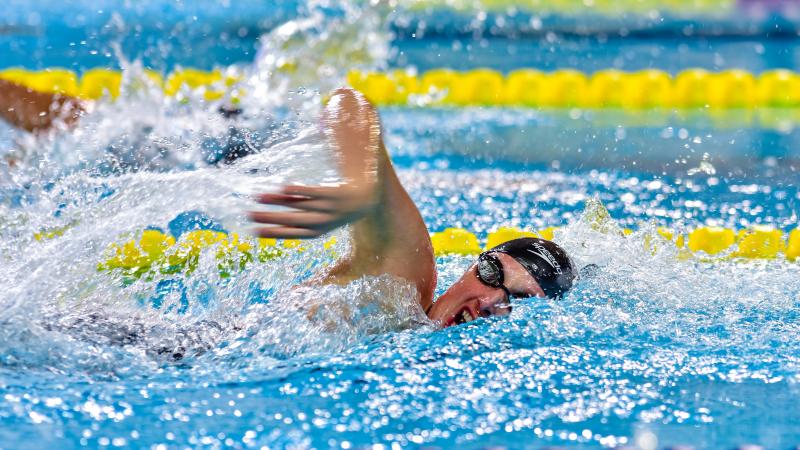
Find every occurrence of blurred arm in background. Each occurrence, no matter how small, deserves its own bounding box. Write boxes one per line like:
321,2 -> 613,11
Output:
0,79 -> 84,133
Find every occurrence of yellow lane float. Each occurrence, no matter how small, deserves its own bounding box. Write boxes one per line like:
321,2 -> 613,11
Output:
710,69 -> 757,108
430,227 -> 482,256
347,71 -> 401,105
430,225 -> 799,261
450,69 -> 505,106
673,68 -> 712,108
484,227 -> 539,250
625,69 -> 674,109
787,229 -> 800,261
687,226 -> 736,255
32,69 -> 80,96
733,226 -> 784,259
165,68 -> 242,101
7,66 -> 800,114
656,227 -> 686,248
97,229 -> 331,279
419,68 -> 459,104
540,69 -> 589,108
349,67 -> 800,112
505,69 -> 546,107
0,68 -> 80,96
758,69 -> 800,107
79,68 -> 123,99
588,69 -> 628,108
34,224 -> 800,274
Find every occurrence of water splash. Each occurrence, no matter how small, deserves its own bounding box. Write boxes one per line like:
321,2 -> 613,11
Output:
687,152 -> 717,176
244,0 -> 393,113
0,0 -> 405,377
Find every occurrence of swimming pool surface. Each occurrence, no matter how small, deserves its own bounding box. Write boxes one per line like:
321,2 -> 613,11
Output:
1,1 -> 799,449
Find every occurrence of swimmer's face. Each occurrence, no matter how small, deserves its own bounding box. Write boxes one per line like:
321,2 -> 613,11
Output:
426,252 -> 545,328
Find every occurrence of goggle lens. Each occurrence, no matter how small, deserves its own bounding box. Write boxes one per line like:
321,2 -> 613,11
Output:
476,253 -> 504,288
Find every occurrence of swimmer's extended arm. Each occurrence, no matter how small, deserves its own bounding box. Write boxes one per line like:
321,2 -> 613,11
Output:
250,87 -> 437,308
0,79 -> 84,133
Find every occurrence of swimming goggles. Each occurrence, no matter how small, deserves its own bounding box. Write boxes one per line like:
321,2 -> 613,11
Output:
475,252 -> 515,299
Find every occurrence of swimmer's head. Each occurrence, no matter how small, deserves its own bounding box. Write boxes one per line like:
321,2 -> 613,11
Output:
426,238 -> 576,328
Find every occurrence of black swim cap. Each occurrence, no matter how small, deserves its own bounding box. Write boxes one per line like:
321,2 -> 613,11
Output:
489,237 -> 575,298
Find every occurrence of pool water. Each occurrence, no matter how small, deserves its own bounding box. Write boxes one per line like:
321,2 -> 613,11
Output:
2,1 -> 800,449
2,151 -> 799,449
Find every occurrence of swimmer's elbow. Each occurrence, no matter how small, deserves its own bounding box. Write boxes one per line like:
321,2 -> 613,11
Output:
327,87 -> 375,113
324,88 -> 380,137
330,86 -> 363,100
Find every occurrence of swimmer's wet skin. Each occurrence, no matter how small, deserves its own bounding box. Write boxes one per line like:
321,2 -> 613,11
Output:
427,238 -> 575,327
0,78 -> 580,329
249,87 -> 576,328
0,78 -> 250,166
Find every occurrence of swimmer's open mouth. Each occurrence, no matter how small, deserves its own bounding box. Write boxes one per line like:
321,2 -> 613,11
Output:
448,306 -> 478,327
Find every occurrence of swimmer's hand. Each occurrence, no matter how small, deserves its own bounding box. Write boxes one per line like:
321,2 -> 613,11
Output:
249,183 -> 378,239
249,87 -> 383,239
247,87 -> 436,306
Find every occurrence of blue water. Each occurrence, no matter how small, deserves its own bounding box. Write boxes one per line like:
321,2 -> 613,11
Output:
1,110 -> 799,449
2,2 -> 800,450
3,0 -> 800,73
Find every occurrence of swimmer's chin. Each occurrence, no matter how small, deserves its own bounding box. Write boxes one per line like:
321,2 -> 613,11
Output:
429,296 -> 482,329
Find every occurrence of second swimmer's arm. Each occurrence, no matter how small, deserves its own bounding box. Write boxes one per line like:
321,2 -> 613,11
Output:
249,87 -> 437,309
0,79 -> 84,133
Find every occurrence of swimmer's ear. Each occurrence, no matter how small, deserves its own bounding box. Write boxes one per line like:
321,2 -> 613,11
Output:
578,264 -> 600,279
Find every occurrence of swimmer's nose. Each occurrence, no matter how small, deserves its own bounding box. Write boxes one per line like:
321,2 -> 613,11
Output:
479,294 -> 512,318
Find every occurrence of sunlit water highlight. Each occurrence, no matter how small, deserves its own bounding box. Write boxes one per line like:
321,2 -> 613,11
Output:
3,120 -> 800,448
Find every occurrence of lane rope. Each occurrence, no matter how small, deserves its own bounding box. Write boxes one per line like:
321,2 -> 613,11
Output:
431,225 -> 800,260
82,224 -> 799,281
88,229 -> 336,280
347,68 -> 800,110
30,225 -> 795,281
3,67 -> 800,111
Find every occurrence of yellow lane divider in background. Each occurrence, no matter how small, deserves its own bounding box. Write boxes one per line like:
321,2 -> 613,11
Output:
93,224 -> 799,282
30,224 -> 800,282
3,67 -> 800,111
0,67 -> 241,102
96,229 -> 335,280
348,68 -> 800,109
431,225 -> 800,260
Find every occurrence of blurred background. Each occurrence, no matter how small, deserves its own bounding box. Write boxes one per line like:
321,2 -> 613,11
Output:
3,0 -> 800,182
2,0 -> 799,72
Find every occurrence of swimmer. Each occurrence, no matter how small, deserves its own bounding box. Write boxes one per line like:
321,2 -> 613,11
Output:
249,87 -> 576,327
0,78 -> 85,133
0,79 -> 576,328
0,78 -> 251,166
